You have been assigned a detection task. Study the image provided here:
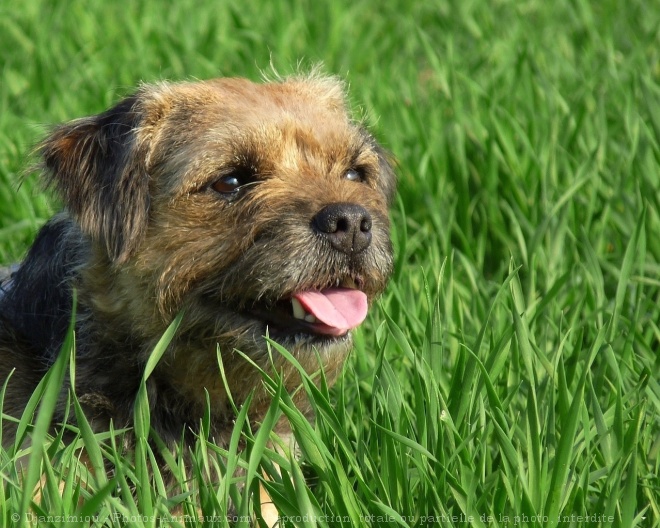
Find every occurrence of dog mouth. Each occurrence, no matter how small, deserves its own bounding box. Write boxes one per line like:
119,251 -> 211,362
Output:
247,286 -> 368,339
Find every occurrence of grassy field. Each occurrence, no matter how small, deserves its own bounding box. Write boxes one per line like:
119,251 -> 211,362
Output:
1,0 -> 660,526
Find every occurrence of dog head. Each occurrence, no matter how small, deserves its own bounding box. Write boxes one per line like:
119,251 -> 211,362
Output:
39,74 -> 395,364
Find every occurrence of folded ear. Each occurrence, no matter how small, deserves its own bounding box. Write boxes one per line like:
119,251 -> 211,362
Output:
39,94 -> 152,263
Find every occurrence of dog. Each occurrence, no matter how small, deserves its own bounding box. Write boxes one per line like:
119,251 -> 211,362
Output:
0,73 -> 395,524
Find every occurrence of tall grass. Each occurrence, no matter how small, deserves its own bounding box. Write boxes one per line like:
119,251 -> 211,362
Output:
1,0 -> 659,526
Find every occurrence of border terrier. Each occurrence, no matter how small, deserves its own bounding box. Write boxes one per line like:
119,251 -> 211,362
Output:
0,73 -> 395,521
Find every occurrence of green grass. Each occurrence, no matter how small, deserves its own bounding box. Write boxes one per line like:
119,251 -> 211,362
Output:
1,0 -> 660,526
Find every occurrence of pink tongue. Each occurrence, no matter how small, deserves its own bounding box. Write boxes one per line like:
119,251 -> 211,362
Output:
293,288 -> 368,335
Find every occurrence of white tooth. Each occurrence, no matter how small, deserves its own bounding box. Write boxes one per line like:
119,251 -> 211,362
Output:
304,314 -> 317,323
291,298 -> 306,320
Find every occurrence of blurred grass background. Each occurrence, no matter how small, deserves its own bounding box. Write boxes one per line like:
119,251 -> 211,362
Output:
1,0 -> 659,526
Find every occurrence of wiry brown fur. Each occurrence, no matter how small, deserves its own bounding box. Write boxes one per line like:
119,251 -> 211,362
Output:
0,74 -> 395,495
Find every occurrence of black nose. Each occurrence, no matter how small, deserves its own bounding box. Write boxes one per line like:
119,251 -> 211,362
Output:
312,203 -> 372,255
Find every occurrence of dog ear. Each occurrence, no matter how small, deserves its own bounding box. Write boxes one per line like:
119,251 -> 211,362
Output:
39,95 -> 151,263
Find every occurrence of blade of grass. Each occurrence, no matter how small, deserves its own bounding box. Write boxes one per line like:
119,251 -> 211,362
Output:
132,310 -> 184,519
16,290 -> 76,527
610,206 -> 646,342
544,323 -> 607,527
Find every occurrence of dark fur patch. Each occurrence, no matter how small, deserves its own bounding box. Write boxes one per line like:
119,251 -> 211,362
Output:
0,216 -> 81,357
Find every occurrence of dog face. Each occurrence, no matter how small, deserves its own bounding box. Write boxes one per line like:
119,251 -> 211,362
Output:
38,75 -> 395,375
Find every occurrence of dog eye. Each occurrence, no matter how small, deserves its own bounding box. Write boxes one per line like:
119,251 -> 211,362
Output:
344,169 -> 363,182
210,165 -> 258,198
212,175 -> 242,194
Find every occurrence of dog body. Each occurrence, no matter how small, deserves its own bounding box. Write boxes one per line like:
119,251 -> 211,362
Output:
0,74 -> 394,499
